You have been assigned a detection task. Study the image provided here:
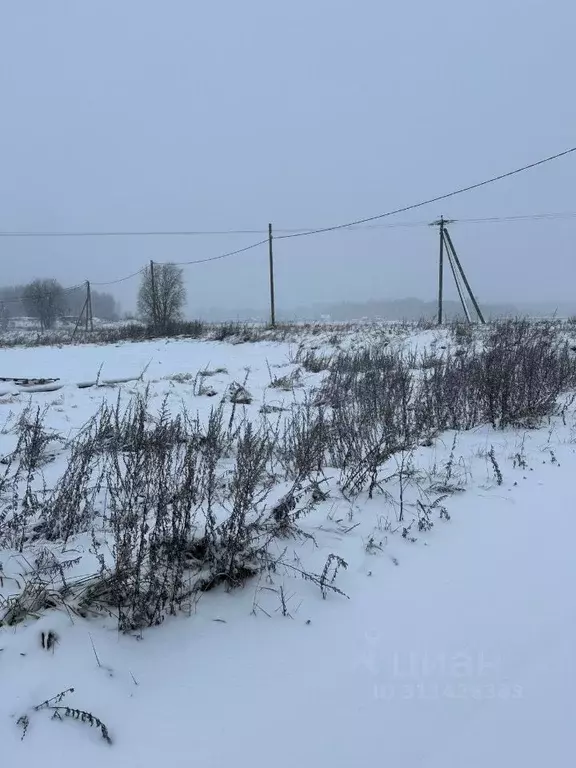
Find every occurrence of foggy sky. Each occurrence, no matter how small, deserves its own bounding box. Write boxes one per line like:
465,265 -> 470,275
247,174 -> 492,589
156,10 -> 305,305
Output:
1,0 -> 574,316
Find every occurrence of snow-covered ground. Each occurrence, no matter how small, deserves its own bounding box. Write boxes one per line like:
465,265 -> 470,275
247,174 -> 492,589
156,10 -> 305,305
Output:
1,327 -> 575,766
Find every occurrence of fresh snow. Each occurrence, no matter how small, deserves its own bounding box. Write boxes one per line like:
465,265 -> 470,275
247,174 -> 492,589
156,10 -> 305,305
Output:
1,331 -> 575,766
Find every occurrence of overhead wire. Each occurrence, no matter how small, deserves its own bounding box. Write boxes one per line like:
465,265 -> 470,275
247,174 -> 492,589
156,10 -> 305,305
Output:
274,145 -> 576,239
2,211 -> 576,239
0,145 -> 574,244
0,280 -> 98,304
90,268 -> 147,287
79,241 -> 269,290
2,211 -> 575,294
160,238 -> 270,266
453,211 -> 576,225
0,145 -> 574,289
0,228 -> 272,238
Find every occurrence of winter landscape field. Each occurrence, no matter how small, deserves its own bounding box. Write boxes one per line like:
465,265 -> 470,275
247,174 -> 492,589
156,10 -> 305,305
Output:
1,319 -> 575,767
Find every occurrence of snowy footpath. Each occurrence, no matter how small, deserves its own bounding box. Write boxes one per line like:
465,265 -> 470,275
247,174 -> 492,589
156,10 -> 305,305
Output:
1,436 -> 573,766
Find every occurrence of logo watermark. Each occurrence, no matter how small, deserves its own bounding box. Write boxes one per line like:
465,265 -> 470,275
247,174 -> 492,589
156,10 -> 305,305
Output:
353,631 -> 524,702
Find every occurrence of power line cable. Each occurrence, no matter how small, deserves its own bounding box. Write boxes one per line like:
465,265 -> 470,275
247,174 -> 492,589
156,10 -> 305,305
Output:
0,281 -> 93,304
0,146 -> 573,242
0,223 -> 436,236
2,211 -> 574,295
1,146 -> 574,292
83,241 -> 268,291
354,212 -> 576,229
454,211 -> 576,225
1,210 -> 575,239
0,228 -> 272,238
275,145 -> 576,239
160,238 -> 269,266
90,268 -> 147,287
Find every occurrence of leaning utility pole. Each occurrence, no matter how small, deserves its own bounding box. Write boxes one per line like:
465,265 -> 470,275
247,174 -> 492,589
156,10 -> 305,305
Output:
72,296 -> 88,340
442,228 -> 485,324
268,223 -> 276,327
445,240 -> 472,323
430,217 -> 485,325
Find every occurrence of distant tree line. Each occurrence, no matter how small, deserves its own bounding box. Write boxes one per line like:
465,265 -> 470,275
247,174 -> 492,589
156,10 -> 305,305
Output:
0,280 -> 120,330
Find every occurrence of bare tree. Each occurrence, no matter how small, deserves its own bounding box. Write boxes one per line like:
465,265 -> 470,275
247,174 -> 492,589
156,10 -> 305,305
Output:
138,263 -> 186,332
22,279 -> 65,330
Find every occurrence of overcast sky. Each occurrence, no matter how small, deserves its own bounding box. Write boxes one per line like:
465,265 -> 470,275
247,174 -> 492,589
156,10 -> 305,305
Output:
1,0 -> 574,315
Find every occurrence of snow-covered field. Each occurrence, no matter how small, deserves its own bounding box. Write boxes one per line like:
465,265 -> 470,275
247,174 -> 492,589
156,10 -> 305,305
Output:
1,323 -> 575,767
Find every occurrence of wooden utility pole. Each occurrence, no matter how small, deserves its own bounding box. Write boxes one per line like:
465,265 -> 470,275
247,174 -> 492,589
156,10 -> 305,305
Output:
150,260 -> 157,328
432,216 -> 451,325
85,280 -> 94,332
268,223 -> 276,327
438,216 -> 444,325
